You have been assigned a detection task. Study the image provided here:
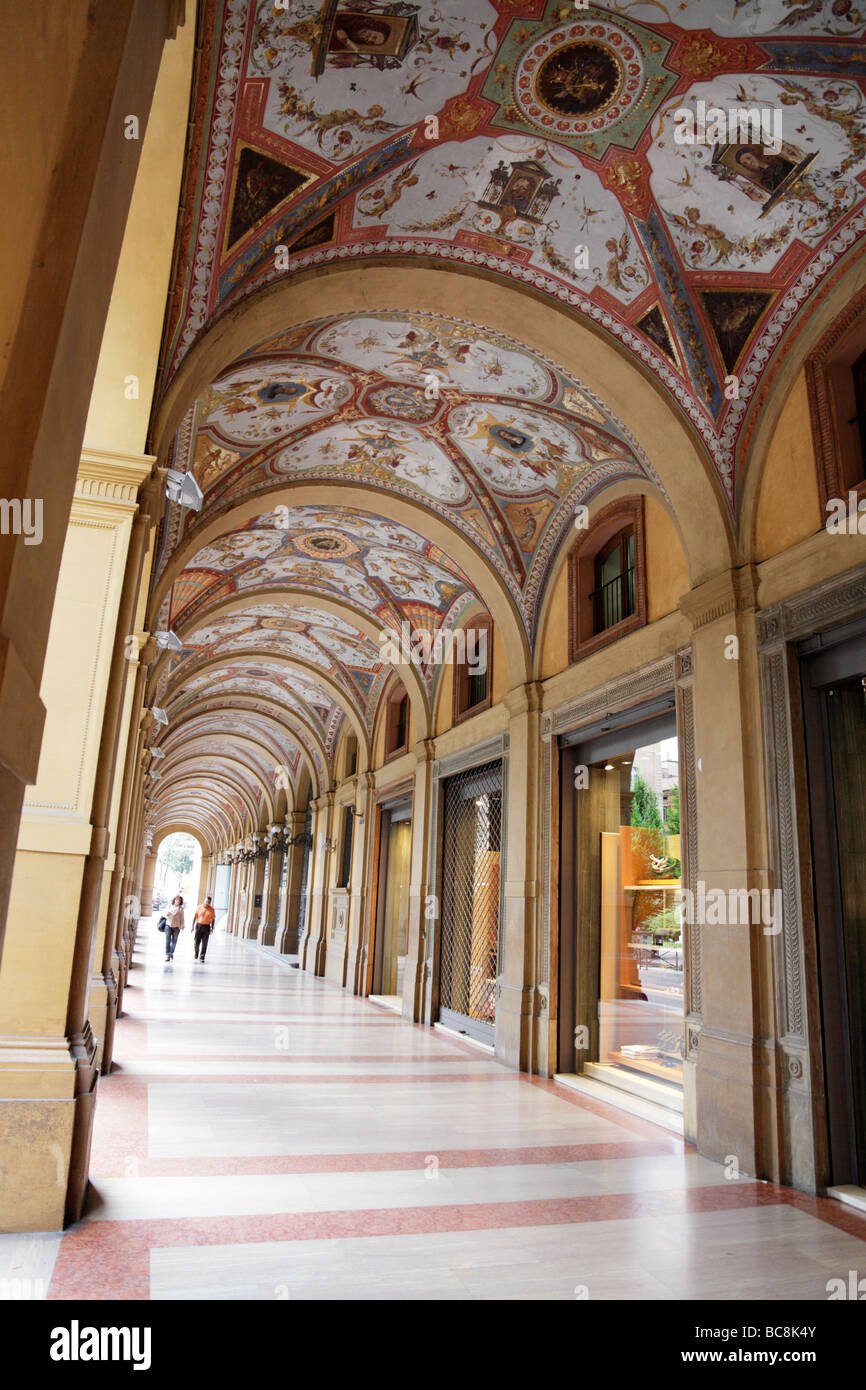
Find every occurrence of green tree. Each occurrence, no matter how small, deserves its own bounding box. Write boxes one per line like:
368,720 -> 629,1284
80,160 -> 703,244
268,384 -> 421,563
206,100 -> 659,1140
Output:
665,784 -> 680,835
630,772 -> 663,829
159,834 -> 195,879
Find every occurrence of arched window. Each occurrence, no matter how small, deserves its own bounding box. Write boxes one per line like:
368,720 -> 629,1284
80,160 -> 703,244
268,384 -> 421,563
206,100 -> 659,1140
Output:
568,497 -> 647,662
385,684 -> 409,759
453,614 -> 493,723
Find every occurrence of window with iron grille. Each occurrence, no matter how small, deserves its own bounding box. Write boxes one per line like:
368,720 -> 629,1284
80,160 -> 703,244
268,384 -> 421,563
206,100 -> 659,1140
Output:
592,528 -> 635,633
568,496 -> 646,662
385,685 -> 409,759
438,759 -> 502,1044
453,615 -> 493,724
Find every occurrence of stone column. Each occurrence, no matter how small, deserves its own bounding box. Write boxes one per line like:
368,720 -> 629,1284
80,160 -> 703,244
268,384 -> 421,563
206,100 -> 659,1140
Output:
299,793 -> 334,975
0,0 -> 182,965
258,830 -> 282,946
243,839 -> 267,940
0,449 -> 153,1230
348,773 -> 376,995
496,684 -> 544,1072
277,813 -> 308,954
679,567 -> 776,1178
402,739 -> 435,1022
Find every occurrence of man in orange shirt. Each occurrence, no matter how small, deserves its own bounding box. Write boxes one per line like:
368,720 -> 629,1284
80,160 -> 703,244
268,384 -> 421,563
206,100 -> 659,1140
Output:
193,897 -> 216,962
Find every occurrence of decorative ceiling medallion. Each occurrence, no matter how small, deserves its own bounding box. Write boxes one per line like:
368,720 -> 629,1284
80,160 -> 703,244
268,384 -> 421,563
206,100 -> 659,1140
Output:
365,382 -> 441,422
293,530 -> 359,560
514,22 -> 644,136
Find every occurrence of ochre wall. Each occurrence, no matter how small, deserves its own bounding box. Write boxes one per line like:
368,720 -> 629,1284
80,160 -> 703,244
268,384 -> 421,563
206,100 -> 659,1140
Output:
537,495 -> 689,680
646,497 -> 691,621
754,372 -> 822,562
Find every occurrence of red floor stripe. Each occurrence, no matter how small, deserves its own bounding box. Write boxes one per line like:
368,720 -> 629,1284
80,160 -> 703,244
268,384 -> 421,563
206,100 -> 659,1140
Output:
89,1139 -> 678,1180
50,1182 -> 862,1302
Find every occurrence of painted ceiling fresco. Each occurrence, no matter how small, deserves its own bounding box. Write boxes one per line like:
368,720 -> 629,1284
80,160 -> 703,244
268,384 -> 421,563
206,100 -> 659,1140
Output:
157,311 -> 653,620
158,0 -> 866,500
149,0 -> 866,840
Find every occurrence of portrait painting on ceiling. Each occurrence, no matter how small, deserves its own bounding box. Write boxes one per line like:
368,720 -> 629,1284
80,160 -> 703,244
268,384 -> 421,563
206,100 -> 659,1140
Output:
314,2 -> 421,75
478,159 -> 562,228
700,289 -> 773,374
711,141 -> 819,218
534,42 -> 622,119
226,145 -> 310,252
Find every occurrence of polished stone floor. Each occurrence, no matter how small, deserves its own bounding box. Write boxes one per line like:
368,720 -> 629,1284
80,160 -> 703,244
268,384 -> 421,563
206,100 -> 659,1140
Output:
3,922 -> 865,1300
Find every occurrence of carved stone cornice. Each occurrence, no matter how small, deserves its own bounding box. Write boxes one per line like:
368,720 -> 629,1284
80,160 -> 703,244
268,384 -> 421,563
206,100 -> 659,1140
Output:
756,561 -> 866,650
75,449 -> 155,513
679,565 -> 758,631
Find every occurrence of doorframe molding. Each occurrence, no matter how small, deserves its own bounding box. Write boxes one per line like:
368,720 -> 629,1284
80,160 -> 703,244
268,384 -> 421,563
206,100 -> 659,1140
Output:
421,733 -> 510,1029
756,559 -> 866,1190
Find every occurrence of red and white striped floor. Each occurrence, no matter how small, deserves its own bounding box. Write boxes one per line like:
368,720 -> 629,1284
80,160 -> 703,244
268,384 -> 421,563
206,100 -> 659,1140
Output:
5,924 -> 865,1300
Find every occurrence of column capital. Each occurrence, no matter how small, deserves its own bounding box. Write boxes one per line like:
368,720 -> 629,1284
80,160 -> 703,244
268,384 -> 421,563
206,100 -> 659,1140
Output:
74,448 -> 155,520
679,565 -> 758,631
503,681 -> 544,718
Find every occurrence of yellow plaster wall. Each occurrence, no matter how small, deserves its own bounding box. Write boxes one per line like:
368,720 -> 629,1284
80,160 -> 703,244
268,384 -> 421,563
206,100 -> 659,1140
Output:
0,851 -> 85,1036
646,497 -> 690,621
0,5 -> 92,392
24,515 -> 129,826
754,372 -> 822,562
372,689 -> 416,770
538,566 -> 570,681
536,495 -> 689,680
84,17 -> 195,454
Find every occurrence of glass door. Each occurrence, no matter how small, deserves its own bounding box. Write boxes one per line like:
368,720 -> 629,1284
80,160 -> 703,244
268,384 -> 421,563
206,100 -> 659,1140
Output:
373,803 -> 412,1000
802,628 -> 866,1187
560,715 -> 684,1090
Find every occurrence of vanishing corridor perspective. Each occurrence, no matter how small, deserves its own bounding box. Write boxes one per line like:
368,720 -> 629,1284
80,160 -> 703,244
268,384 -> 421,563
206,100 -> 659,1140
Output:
1,0 -> 866,1301
20,928 -> 866,1301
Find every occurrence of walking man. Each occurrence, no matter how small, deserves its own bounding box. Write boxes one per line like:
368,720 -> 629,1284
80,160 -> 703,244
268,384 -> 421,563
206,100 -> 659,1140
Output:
165,895 -> 185,963
193,896 -> 216,962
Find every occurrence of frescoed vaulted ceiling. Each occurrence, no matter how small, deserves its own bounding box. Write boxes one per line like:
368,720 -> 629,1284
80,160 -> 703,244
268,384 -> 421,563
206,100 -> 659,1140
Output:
146,0 -> 866,843
158,0 -> 866,494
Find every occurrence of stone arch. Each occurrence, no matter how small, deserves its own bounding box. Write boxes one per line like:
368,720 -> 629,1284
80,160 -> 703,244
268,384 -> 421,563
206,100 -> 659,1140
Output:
148,481 -> 531,691
158,649 -> 371,769
153,763 -> 263,831
739,259 -> 866,564
153,263 -> 733,587
176,587 -> 433,740
532,476 -> 688,681
158,734 -> 285,817
157,694 -> 327,798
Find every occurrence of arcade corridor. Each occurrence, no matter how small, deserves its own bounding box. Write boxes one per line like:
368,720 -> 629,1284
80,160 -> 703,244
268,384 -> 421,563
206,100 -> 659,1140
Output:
3,925 -> 863,1302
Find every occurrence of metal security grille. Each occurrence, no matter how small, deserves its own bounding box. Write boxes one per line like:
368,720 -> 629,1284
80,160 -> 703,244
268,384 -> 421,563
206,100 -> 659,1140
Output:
297,806 -> 312,933
438,760 -> 502,1044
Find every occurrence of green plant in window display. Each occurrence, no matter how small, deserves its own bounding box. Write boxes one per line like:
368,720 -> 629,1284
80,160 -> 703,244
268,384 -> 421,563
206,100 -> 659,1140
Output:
631,772 -> 663,829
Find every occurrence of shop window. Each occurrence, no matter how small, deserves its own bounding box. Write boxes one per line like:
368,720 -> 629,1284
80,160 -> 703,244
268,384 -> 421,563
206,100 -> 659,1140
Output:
337,807 -> 354,888
560,725 -> 684,1087
568,497 -> 647,662
384,685 -> 409,759
452,615 -> 493,724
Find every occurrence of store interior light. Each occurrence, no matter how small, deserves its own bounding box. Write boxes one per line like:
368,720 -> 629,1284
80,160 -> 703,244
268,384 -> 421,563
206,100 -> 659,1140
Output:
604,763 -> 615,771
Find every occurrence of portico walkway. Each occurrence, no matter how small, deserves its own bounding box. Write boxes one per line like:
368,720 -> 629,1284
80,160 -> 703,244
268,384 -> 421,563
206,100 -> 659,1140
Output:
4,923 -> 866,1300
